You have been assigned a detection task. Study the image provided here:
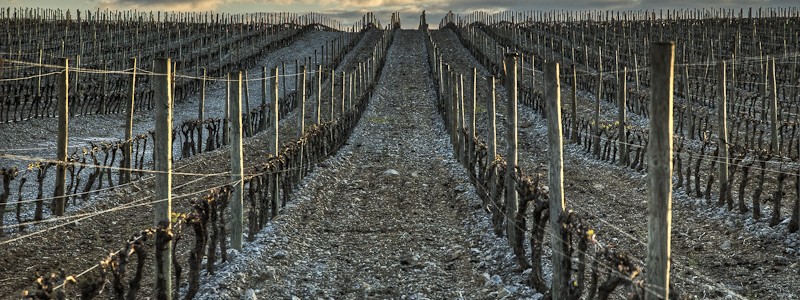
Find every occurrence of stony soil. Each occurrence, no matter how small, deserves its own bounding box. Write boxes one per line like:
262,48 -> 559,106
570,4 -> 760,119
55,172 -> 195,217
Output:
194,29 -> 548,300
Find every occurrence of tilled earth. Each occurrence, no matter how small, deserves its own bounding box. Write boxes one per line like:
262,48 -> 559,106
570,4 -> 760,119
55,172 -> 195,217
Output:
196,29 -> 504,299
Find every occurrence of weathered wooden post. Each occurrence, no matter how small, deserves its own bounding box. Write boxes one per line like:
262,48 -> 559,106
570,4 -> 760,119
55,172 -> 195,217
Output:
74,55 -> 81,114
223,74 -> 230,146
486,74 -> 502,235
451,71 -> 458,158
37,47 -> 43,96
294,60 -> 300,97
100,60 -> 108,114
53,57 -> 69,216
341,71 -> 346,114
438,58 -> 444,108
545,60 -> 568,300
271,67 -> 280,218
619,67 -> 629,166
717,59 -> 729,206
258,67 -> 269,132
298,65 -> 307,178
594,47 -> 603,158
760,55 -> 767,122
316,64 -> 322,124
504,53 -> 526,268
243,70 -> 253,137
685,65 -> 693,139
122,58 -> 137,184
299,65 -> 306,137
198,67 -> 207,151
768,58 -> 779,153
281,61 -> 289,96
730,53 -> 736,116
153,57 -> 173,300
570,64 -> 579,143
646,42 -> 675,300
488,76 -> 497,162
330,68 -> 335,121
469,67 -> 477,170
348,72 -> 353,110
229,71 -> 245,251
458,74 -> 465,163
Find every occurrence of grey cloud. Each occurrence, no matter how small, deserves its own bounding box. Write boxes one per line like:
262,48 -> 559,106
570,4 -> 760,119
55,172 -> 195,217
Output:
85,0 -> 800,29
97,0 -> 227,10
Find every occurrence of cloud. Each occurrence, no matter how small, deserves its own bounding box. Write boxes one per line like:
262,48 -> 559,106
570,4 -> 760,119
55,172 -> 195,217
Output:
85,0 -> 800,29
96,0 -> 228,11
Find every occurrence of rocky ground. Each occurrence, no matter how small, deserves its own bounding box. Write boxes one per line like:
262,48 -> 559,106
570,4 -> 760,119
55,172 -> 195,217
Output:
194,29 -> 547,300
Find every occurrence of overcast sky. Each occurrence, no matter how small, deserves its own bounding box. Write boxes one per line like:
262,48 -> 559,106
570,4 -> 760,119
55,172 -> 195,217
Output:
6,0 -> 798,28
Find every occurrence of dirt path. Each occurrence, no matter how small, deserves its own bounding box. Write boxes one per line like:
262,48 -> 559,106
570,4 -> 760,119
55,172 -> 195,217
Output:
196,29 -> 486,299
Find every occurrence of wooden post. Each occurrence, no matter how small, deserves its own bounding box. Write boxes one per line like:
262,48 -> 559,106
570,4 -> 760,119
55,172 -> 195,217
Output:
619,67 -> 629,166
243,70 -> 252,137
299,65 -> 306,136
341,71 -> 346,114
298,65 -> 307,179
316,64 -> 322,124
488,76 -> 497,161
458,74 -> 465,163
570,64 -> 579,143
122,58 -> 136,184
223,74 -> 230,146
259,66 -> 267,132
646,42 -> 674,300
229,71 -> 244,251
504,53 -> 525,267
200,67 -> 207,120
769,58 -> 779,153
438,59 -> 444,108
450,72 -> 458,156
717,60 -> 729,206
348,73 -> 353,110
74,55 -> 81,113
685,65 -> 693,139
330,68 -> 335,121
271,67 -> 280,218
470,68 -> 477,167
153,57 -> 173,300
594,47 -> 603,158
100,60 -> 107,114
53,57 -> 69,216
281,62 -> 287,102
730,53 -> 736,117
545,61 -> 568,300
37,47 -> 43,96
760,55 -> 767,122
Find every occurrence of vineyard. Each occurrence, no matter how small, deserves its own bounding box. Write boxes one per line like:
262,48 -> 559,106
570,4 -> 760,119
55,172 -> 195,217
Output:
1,6 -> 799,300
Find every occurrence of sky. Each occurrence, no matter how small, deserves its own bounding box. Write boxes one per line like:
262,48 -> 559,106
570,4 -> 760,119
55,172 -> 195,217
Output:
3,0 -> 798,28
